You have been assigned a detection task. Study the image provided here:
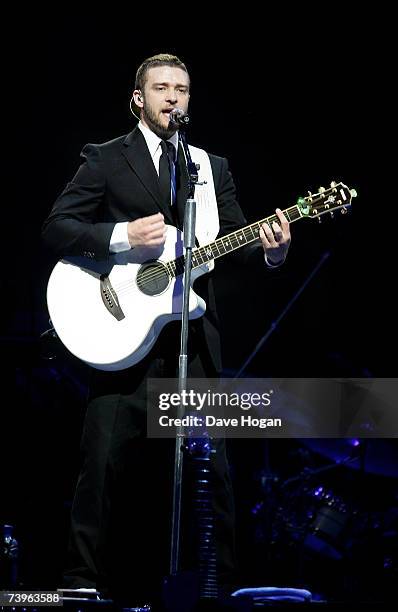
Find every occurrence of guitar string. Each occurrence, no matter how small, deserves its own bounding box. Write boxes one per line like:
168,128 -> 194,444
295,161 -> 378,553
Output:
121,215 -> 282,286
110,209 -> 303,295
108,193 -> 346,295
112,235 -> 279,298
112,234 -> 256,296
110,210 -> 299,294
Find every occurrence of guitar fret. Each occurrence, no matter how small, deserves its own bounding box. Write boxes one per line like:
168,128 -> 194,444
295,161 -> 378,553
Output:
198,249 -> 207,264
242,228 -> 250,241
163,204 -> 305,280
222,236 -> 233,251
213,241 -> 222,257
196,250 -> 205,265
250,224 -> 259,239
167,199 -> 340,277
206,245 -> 216,260
215,240 -> 226,255
287,205 -> 301,221
230,233 -> 238,246
236,229 -> 246,246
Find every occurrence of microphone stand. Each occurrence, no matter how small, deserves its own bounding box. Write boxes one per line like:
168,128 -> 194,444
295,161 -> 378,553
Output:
169,126 -> 199,580
165,121 -> 247,612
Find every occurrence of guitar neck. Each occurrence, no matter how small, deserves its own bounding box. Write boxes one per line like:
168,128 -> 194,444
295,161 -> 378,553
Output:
166,205 -> 303,277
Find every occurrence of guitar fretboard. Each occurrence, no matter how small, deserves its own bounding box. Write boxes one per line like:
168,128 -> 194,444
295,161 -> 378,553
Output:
165,204 -> 302,277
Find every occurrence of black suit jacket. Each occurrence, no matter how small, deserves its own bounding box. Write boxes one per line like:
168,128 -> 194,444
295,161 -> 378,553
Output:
42,127 -> 262,372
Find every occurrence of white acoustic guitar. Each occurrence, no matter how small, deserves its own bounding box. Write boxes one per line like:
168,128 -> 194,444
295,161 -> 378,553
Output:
46,182 -> 356,371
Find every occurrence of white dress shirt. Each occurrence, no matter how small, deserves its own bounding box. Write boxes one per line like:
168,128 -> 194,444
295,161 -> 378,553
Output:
109,122 -> 178,253
108,122 -> 284,267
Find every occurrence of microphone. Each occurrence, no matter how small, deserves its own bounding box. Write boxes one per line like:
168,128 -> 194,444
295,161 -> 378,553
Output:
169,108 -> 190,127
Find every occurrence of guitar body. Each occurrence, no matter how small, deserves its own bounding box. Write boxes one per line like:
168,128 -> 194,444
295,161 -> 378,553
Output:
47,225 -> 211,371
46,182 -> 356,371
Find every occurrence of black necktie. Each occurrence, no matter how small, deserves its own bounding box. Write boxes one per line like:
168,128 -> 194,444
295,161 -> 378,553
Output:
159,140 -> 176,207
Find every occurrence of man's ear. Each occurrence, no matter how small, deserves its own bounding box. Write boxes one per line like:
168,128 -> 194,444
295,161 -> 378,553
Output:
129,91 -> 142,119
132,90 -> 144,107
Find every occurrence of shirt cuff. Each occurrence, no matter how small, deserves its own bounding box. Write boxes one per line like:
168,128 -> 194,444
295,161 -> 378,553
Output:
264,252 -> 285,268
109,221 -> 131,253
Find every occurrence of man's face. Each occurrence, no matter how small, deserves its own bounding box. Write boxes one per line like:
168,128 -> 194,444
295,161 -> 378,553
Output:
136,66 -> 190,139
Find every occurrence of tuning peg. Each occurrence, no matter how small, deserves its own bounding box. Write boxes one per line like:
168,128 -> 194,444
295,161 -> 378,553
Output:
318,216 -> 322,223
329,211 -> 334,218
330,181 -> 337,189
318,186 -> 326,195
341,207 -> 348,215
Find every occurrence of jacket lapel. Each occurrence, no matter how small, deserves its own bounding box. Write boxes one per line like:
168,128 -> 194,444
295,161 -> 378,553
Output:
175,143 -> 190,229
121,128 -> 175,224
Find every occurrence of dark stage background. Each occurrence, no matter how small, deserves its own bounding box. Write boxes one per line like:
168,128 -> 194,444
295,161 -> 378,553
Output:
1,14 -> 396,605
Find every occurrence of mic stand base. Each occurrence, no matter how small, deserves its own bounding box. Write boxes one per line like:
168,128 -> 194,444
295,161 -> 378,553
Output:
163,572 -> 251,612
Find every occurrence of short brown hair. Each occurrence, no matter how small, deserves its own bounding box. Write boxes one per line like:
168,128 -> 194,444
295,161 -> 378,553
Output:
135,53 -> 189,91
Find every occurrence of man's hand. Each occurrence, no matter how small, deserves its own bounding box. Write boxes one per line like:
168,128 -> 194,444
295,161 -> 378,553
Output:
127,213 -> 167,248
260,208 -> 291,265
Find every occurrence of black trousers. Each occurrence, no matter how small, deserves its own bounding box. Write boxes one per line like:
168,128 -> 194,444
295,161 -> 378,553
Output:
63,321 -> 236,601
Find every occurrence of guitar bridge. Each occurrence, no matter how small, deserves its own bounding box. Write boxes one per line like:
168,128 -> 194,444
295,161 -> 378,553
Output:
100,275 -> 125,321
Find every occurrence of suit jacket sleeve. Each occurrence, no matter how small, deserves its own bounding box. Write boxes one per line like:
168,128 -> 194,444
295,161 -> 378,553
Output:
211,155 -> 266,267
41,144 -> 115,261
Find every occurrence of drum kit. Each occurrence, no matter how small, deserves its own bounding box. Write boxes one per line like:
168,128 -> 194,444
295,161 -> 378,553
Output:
250,438 -> 398,597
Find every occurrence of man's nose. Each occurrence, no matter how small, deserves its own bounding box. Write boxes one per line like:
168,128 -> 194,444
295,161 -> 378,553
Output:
166,90 -> 178,102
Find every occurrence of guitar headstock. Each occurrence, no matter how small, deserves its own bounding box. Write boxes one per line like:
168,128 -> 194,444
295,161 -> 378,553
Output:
297,182 -> 357,220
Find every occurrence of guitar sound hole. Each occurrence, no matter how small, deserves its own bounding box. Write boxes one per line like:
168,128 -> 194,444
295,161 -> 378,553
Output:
137,261 -> 170,296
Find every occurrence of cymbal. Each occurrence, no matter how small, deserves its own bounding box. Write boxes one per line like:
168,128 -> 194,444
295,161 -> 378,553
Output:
301,439 -> 398,478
